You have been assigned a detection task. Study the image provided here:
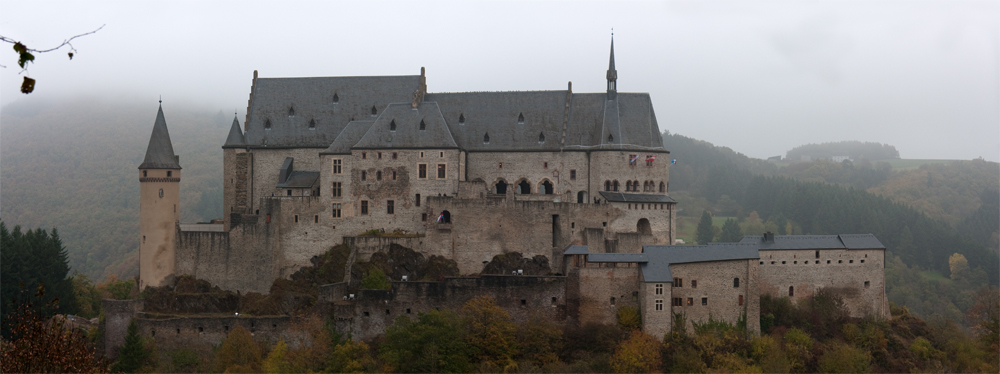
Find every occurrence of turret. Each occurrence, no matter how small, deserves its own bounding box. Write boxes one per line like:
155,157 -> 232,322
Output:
138,103 -> 181,289
607,36 -> 618,100
222,114 -> 249,230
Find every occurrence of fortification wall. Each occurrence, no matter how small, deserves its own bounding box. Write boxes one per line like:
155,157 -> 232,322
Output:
102,299 -> 145,359
334,275 -> 567,341
136,315 -> 311,352
757,248 -> 887,318
668,259 -> 759,333
263,196 -> 341,278
342,236 -> 427,263
574,266 -> 640,325
223,149 -> 250,230
175,212 -> 278,294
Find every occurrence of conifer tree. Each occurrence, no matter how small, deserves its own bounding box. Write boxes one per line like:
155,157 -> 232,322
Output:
719,218 -> 744,242
696,210 -> 715,244
111,320 -> 150,373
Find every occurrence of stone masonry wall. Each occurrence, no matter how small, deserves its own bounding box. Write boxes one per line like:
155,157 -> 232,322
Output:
668,259 -> 759,334
757,248 -> 887,318
136,315 -> 311,352
102,299 -> 144,359
574,265 -> 640,325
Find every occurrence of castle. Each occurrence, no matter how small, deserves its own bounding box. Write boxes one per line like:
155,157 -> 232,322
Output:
125,39 -> 887,351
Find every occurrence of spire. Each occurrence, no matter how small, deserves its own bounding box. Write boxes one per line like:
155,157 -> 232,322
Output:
223,114 -> 246,148
606,34 -> 618,99
138,104 -> 181,169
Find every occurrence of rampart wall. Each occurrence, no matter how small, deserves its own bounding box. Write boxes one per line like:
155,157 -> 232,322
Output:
574,266 -> 640,325
102,299 -> 145,359
135,315 -> 311,352
757,248 -> 888,318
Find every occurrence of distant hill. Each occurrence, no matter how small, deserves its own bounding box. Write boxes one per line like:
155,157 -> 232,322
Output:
785,141 -> 900,161
1,97 -> 229,279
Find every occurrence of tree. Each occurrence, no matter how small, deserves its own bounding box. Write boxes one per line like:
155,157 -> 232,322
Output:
0,25 -> 103,93
461,296 -> 518,367
696,210 -> 715,244
111,320 -> 151,373
1,222 -> 78,338
212,325 -> 262,373
328,339 -> 374,373
616,306 -> 641,330
517,314 -> 562,369
609,330 -> 662,373
719,218 -> 743,242
361,266 -> 390,290
948,253 -> 969,280
740,211 -> 765,237
262,339 -> 291,374
0,284 -> 107,373
379,309 -> 471,373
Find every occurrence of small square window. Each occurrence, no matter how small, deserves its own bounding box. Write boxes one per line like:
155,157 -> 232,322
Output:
362,152 -> 367,159
543,162 -> 548,169
167,171 -> 172,177
421,213 -> 427,221
361,201 -> 368,215
702,297 -> 708,306
570,169 -> 576,180
440,151 -> 444,158
864,281 -> 870,288
691,280 -> 698,288
392,152 -> 398,159
377,152 -> 382,159
287,190 -> 292,196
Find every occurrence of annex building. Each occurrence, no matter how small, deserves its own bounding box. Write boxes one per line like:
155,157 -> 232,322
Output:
127,39 -> 888,348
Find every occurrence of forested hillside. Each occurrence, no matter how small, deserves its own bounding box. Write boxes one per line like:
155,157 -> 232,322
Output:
663,131 -> 999,324
1,97 -> 229,280
785,140 -> 900,161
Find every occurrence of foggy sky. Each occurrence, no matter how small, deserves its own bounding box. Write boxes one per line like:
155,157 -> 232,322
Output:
1,0 -> 997,161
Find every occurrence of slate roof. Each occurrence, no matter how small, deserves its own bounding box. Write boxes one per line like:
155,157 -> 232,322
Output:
563,245 -> 589,255
352,102 -> 458,149
321,121 -> 375,155
738,234 -> 885,250
223,115 -> 245,148
599,192 -> 678,203
640,243 -> 760,282
427,91 -> 569,151
139,105 -> 181,169
244,75 -> 420,148
588,253 -> 648,263
276,171 -> 320,188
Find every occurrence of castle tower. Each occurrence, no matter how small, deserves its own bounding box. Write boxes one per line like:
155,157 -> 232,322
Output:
221,114 -> 248,231
138,103 -> 181,289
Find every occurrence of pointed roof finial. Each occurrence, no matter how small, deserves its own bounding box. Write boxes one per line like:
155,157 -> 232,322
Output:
159,95 -> 162,105
607,32 -> 618,99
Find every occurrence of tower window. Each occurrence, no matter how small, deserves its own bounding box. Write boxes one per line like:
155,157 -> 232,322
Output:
734,278 -> 740,287
265,119 -> 272,129
332,159 -> 342,174
387,200 -> 394,214
159,189 -> 164,198
655,284 -> 663,295
570,170 -> 576,180
378,152 -> 382,159
655,299 -> 663,311
392,170 -> 397,180
331,182 -> 342,197
361,171 -> 367,181
288,106 -> 294,116
142,170 -> 147,177
361,200 -> 368,215
376,171 -> 382,181
539,132 -> 545,143
392,152 -> 398,159
332,203 -> 341,218
167,171 -> 172,177
608,133 -> 613,142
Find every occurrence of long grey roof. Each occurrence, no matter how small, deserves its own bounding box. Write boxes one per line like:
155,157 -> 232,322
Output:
244,75 -> 420,148
599,192 -> 678,203
352,102 -> 458,149
139,105 -> 181,169
739,234 -> 885,250
223,115 -> 245,148
588,253 -> 648,263
563,245 -> 589,255
640,243 -> 760,282
428,91 -> 570,151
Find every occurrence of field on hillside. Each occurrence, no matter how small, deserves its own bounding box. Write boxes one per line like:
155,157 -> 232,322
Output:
881,158 -> 965,170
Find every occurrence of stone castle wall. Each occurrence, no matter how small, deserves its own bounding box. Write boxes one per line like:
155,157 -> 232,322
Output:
574,265 -> 640,325
757,248 -> 888,318
667,259 -> 760,334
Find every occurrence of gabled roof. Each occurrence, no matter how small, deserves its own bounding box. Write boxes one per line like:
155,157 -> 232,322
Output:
352,102 -> 458,149
599,191 -> 677,203
139,105 -> 181,169
223,115 -> 245,148
640,243 -> 760,282
321,120 -> 374,155
428,91 -> 569,151
739,234 -> 886,250
244,75 -> 420,148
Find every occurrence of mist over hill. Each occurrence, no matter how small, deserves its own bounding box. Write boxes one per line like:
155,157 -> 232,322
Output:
1,97 -> 229,279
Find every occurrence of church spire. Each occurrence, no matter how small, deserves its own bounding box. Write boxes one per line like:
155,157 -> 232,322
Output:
606,35 -> 618,100
138,103 -> 181,169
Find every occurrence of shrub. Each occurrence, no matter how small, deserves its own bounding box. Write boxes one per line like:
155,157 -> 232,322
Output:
360,267 -> 390,290
212,325 -> 262,373
616,306 -> 642,331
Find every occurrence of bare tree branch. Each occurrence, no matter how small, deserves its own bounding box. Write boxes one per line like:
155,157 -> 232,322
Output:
0,25 -> 104,93
0,24 -> 105,53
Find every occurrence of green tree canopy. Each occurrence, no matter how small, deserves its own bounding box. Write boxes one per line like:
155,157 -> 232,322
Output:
696,210 -> 715,244
719,218 -> 743,242
1,222 -> 78,338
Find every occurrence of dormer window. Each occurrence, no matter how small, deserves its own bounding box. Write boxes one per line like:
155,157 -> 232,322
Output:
419,119 -> 426,130
332,93 -> 340,103
390,119 -> 396,131
309,119 -> 316,128
288,106 -> 295,116
265,119 -> 272,129
483,132 -> 490,144
517,112 -> 524,124
607,133 -> 614,142
459,113 -> 465,124
538,132 -> 545,143
371,105 -> 378,116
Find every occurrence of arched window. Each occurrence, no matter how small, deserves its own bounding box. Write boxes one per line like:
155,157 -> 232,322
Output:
390,119 -> 396,131
494,180 -> 508,194
608,133 -> 614,142
625,181 -> 632,191
605,180 -> 611,191
288,106 -> 295,116
517,180 -> 531,194
265,119 -> 272,129
438,210 -> 451,223
577,191 -> 587,204
659,182 -> 666,193
540,180 -> 554,194
612,180 -> 620,192
637,219 -> 651,235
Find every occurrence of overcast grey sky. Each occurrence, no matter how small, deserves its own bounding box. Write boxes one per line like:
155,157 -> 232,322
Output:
1,0 -> 997,161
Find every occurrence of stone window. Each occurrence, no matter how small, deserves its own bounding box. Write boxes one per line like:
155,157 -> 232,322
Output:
378,151 -> 382,159
538,132 -> 545,143
376,171 -> 382,181
495,180 -> 508,194
655,299 -> 663,311
498,162 -> 503,169
541,180 -> 553,194
788,286 -> 794,297
608,133 -> 614,142
331,182 -> 342,197
672,298 -> 682,306
655,284 -> 663,295
646,155 -> 654,167
387,200 -> 394,214
691,280 -> 698,288
415,194 -> 421,207
159,189 -> 164,198
420,119 -> 426,130
361,171 -> 367,181
570,169 -> 577,180
167,171 -> 172,177
439,151 -> 444,158
437,164 -> 446,179
673,277 -> 682,287
626,181 -> 633,191
864,281 -> 870,288
332,159 -> 342,174
739,295 -> 744,306
484,132 -> 490,144
605,180 -> 611,191
420,151 -> 425,158
518,112 -> 525,124
860,259 -> 865,263
361,200 -> 368,215
849,260 -> 854,263
610,297 -> 616,306
629,154 -> 637,166
392,152 -> 398,159
265,119 -> 271,129
733,278 -> 740,287
309,118 -> 316,128
143,170 -> 147,177
333,93 -> 339,103
314,215 -> 319,223
827,260 -> 831,264
838,260 -> 843,263
391,170 -> 397,180
286,190 -> 292,196
362,152 -> 367,159
815,250 -> 820,258
517,180 -> 531,194
701,297 -> 708,306
294,215 -> 299,223
421,213 -> 427,221
552,297 -> 558,305
543,161 -> 548,169
659,182 -> 665,193
406,308 -> 411,314
288,106 -> 295,116
613,180 -> 619,191
418,164 -> 427,179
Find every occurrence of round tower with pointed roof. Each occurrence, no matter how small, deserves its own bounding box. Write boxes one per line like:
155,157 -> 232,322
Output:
221,114 -> 248,231
138,103 -> 181,289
